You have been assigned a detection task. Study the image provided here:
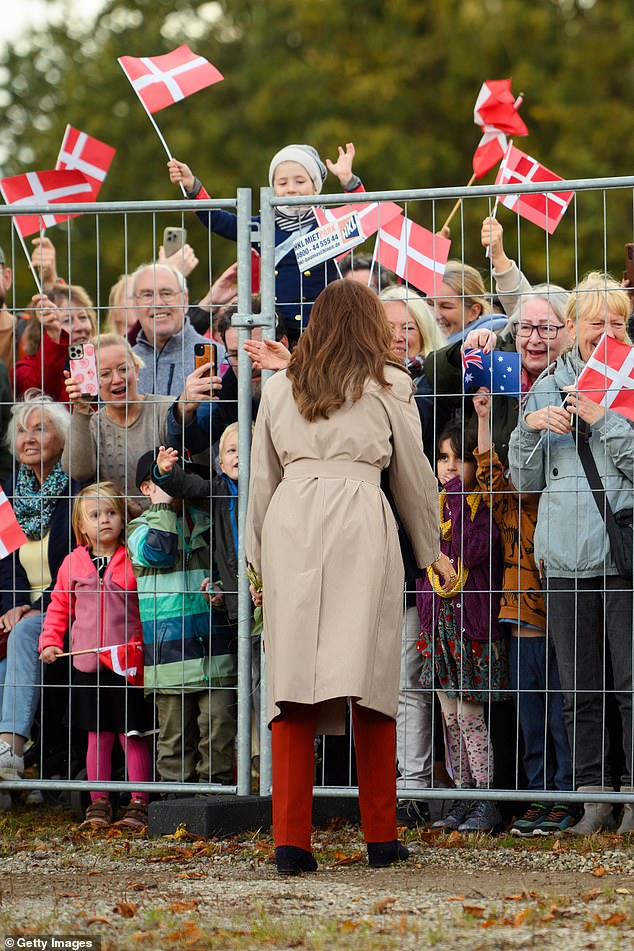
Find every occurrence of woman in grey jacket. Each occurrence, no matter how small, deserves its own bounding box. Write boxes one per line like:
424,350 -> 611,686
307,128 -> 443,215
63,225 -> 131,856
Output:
509,273 -> 634,835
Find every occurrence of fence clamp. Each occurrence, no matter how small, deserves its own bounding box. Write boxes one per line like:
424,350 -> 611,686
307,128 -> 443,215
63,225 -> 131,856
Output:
230,312 -> 276,330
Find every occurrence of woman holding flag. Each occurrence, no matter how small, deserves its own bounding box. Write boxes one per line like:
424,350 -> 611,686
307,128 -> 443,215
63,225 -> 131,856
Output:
509,273 -> 634,835
39,481 -> 152,830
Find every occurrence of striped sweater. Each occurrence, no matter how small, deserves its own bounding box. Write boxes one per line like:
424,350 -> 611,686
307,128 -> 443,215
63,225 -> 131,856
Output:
127,502 -> 236,692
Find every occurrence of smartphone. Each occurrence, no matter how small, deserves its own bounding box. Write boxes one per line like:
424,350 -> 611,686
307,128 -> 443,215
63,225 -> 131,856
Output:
625,243 -> 634,287
194,341 -> 218,378
163,226 -> 187,256
68,343 -> 99,398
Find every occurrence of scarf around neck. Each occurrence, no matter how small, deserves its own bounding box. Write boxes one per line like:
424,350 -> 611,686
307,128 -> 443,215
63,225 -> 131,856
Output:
13,459 -> 69,541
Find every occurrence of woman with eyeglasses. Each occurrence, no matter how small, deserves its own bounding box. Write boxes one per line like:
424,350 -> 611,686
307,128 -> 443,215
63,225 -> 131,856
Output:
509,274 -> 634,835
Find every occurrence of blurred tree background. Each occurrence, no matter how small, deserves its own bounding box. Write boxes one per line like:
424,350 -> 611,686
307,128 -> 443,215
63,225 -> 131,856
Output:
0,0 -> 633,315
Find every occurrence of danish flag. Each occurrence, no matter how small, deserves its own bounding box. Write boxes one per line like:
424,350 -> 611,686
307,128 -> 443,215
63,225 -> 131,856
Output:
0,490 -> 27,558
118,45 -> 224,114
56,125 -> 116,199
577,333 -> 634,422
495,143 -> 573,234
0,169 -> 93,238
472,79 -> 528,178
376,215 -> 451,296
313,200 -> 402,240
98,639 -> 144,687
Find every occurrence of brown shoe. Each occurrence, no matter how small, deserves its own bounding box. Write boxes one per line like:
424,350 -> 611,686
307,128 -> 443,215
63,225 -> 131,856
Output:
113,799 -> 148,830
79,797 -> 113,829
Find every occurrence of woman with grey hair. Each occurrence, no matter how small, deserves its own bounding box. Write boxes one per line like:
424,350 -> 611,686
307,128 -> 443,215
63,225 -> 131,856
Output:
0,391 -> 82,782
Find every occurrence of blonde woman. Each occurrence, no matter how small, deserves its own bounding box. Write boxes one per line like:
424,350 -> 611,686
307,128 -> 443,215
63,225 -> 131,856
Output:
509,273 -> 634,835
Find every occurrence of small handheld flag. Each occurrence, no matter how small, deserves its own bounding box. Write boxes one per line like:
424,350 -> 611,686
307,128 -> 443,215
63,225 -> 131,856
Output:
462,348 -> 522,395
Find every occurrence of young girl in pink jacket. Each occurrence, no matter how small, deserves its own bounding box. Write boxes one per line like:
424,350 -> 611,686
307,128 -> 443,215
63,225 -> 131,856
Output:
39,482 -> 152,830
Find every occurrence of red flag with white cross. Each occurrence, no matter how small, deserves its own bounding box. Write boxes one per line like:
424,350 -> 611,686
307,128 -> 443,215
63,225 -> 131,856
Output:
0,169 -> 92,238
376,215 -> 451,296
494,143 -> 573,234
118,45 -> 224,114
472,79 -> 528,178
0,490 -> 27,558
98,639 -> 144,687
577,333 -> 634,422
56,126 -> 116,199
313,200 -> 403,240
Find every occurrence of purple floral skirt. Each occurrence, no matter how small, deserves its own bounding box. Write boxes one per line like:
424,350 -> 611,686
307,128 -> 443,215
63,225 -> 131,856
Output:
417,599 -> 510,703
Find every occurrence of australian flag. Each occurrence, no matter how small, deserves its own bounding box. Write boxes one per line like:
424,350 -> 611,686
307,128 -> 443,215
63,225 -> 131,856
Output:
462,348 -> 522,395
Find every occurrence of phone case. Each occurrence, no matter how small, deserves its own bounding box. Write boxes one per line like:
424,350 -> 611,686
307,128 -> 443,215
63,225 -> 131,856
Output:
68,343 -> 99,397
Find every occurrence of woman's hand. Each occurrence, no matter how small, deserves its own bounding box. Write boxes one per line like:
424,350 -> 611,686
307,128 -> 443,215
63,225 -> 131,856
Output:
562,386 -> 606,426
481,216 -> 512,272
41,646 -> 63,664
156,446 -> 179,477
429,553 -> 458,594
325,142 -> 356,186
64,372 -> 93,415
243,338 -> 291,371
463,327 -> 496,353
30,237 -> 58,287
249,583 -> 263,607
524,405 -> 572,435
167,158 -> 195,192
0,605 -> 32,632
30,294 -> 62,343
158,242 -> 198,277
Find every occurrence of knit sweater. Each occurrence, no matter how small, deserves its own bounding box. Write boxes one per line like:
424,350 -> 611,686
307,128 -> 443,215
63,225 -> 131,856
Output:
133,318 -> 210,397
61,396 -> 173,506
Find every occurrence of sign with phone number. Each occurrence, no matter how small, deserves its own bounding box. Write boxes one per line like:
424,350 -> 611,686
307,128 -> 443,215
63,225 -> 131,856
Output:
293,213 -> 366,270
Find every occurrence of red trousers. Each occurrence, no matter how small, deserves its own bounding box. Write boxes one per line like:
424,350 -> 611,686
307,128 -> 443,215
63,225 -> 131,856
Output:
271,701 -> 397,850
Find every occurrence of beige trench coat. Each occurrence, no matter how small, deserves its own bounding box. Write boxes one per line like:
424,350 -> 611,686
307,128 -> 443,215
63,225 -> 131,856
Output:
245,363 -> 440,734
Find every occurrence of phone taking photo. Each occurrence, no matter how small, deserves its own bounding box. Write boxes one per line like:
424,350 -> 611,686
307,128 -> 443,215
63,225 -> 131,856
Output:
163,226 -> 187,256
68,343 -> 99,398
194,341 -> 218,378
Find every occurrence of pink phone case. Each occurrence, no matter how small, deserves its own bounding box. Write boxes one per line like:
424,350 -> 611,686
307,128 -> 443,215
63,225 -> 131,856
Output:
68,343 -> 99,397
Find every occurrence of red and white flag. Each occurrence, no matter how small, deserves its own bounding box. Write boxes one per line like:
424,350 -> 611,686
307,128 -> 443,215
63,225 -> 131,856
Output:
118,45 -> 223,114
56,125 -> 116,199
472,79 -> 528,178
0,490 -> 27,558
313,200 -> 402,240
98,639 -> 144,687
494,143 -> 573,234
0,169 -> 92,238
376,215 -> 451,296
577,333 -> 634,422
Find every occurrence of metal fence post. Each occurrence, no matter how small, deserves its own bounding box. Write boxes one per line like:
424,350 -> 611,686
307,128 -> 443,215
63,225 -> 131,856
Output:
235,186 -> 253,797
257,186 -> 277,796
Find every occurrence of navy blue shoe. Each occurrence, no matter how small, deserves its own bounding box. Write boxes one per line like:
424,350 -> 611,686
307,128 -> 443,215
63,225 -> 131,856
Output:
367,840 -> 410,868
275,846 -> 318,876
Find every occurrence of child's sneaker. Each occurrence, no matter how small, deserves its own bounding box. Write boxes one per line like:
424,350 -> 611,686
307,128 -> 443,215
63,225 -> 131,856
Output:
0,740 -> 24,780
79,797 -> 113,829
510,802 -> 550,837
532,803 -> 580,836
396,798 -> 430,827
458,799 -> 502,832
113,799 -> 148,830
433,798 -> 472,830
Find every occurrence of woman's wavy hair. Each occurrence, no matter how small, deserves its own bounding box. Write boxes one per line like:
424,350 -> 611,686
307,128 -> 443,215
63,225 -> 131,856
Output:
287,280 -> 398,421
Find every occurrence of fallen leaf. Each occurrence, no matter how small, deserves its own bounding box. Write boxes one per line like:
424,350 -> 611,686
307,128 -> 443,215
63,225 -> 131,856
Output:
447,831 -> 463,846
127,884 -> 147,892
447,895 -> 467,901
333,851 -> 364,866
115,902 -> 138,918
552,838 -> 562,852
85,917 -> 112,926
581,888 -> 602,902
176,872 -> 207,880
463,904 -> 485,918
337,921 -> 358,933
616,887 -> 630,894
513,909 -> 529,927
605,913 -> 626,926
372,897 -> 396,915
481,918 -> 497,928
169,900 -> 199,913
591,867 -> 606,878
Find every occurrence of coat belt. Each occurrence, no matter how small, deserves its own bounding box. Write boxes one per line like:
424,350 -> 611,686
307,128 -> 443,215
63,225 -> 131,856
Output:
283,460 -> 381,485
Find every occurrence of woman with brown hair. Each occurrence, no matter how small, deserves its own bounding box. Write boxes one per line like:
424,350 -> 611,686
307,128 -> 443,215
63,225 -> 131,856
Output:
246,279 -> 452,875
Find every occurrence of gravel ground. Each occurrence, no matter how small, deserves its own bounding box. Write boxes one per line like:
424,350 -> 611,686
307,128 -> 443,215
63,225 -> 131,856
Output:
1,807 -> 633,949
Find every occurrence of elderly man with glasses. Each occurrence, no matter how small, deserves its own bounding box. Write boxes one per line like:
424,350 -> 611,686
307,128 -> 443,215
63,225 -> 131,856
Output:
131,263 -> 210,398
